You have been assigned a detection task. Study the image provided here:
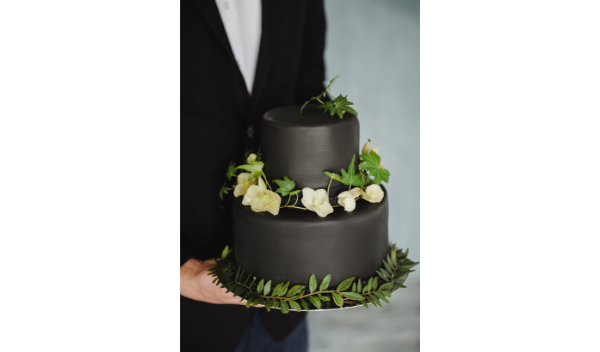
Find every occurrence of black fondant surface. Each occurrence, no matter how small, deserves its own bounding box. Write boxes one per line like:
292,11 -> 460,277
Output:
261,105 -> 360,189
233,189 -> 389,287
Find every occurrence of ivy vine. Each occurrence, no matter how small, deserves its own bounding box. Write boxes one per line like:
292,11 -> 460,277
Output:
208,244 -> 418,312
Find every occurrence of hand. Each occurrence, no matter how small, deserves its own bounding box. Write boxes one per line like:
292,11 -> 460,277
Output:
180,258 -> 247,305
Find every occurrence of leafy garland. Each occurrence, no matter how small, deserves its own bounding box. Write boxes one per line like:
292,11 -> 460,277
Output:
208,244 -> 418,312
219,143 -> 391,214
300,75 -> 358,118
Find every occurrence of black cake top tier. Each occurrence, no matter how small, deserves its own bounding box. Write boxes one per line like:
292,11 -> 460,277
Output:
261,105 -> 360,189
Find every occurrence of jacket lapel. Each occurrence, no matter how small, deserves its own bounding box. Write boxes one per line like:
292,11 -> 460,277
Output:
193,0 -> 236,63
249,0 -> 275,109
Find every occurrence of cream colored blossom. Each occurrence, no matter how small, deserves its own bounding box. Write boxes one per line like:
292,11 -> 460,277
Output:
234,172 -> 258,197
363,184 -> 385,203
247,153 -> 257,163
337,187 -> 362,212
242,178 -> 281,215
301,188 -> 334,218
362,141 -> 380,155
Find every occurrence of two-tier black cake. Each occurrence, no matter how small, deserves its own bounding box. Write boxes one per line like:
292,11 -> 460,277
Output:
232,105 -> 389,287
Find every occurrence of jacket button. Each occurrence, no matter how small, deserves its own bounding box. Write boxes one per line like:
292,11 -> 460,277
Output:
246,126 -> 254,138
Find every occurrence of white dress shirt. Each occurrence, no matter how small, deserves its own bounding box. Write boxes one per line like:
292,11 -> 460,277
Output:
215,0 -> 262,95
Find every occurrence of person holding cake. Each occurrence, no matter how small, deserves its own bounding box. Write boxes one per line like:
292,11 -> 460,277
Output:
180,0 -> 328,351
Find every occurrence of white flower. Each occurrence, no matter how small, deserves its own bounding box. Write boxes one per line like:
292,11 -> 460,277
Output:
363,184 -> 385,203
234,172 -> 258,197
301,188 -> 334,218
242,178 -> 281,215
361,141 -> 380,155
337,187 -> 362,212
247,153 -> 257,163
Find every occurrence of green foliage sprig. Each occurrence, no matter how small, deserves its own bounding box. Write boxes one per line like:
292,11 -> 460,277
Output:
208,244 -> 418,312
236,160 -> 265,182
273,176 -> 301,197
359,151 -> 390,185
225,160 -> 237,180
300,75 -> 358,118
324,156 -> 363,190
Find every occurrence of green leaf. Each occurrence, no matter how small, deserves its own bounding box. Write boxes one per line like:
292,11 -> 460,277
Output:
373,277 -> 379,290
324,75 -> 339,96
265,299 -> 272,312
370,295 -> 383,308
309,295 -> 322,309
226,283 -> 237,294
318,294 -> 330,302
236,160 -> 265,181
244,272 -> 253,285
288,300 -> 301,312
233,286 -> 246,298
256,279 -> 264,294
331,292 -> 344,307
359,150 -> 390,184
379,282 -> 394,291
280,300 -> 289,314
366,277 -> 373,293
360,171 -> 373,188
272,282 -> 283,297
274,176 -> 297,197
341,292 -> 365,301
319,274 -> 331,291
383,260 -> 394,274
318,94 -> 358,119
336,277 -> 354,292
357,279 -> 362,293
218,182 -> 229,201
361,300 -> 369,309
379,290 -> 392,298
286,285 -> 305,298
221,246 -> 231,259
245,298 -> 254,308
263,280 -> 272,295
309,274 -> 317,293
279,281 -> 290,297
235,266 -> 242,281
272,298 -> 280,308
300,299 -> 309,311
398,248 -> 409,261
373,291 -> 390,304
352,282 -> 357,293
339,155 -> 363,187
324,171 -> 342,182
300,75 -> 338,115
225,160 -> 237,180
376,269 -> 390,281
255,147 -> 262,161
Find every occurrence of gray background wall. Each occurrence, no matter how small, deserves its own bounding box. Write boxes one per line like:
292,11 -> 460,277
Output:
323,0 -> 420,276
308,1 -> 420,351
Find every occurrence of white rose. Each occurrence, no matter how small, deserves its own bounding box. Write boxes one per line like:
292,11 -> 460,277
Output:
242,177 -> 281,215
247,153 -> 257,163
337,187 -> 362,212
233,172 -> 258,197
301,188 -> 334,218
363,184 -> 385,203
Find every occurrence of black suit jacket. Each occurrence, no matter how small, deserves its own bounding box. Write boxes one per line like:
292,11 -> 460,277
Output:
181,0 -> 327,350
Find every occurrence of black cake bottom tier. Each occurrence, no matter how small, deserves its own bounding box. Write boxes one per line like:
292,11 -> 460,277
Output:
232,189 -> 389,287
